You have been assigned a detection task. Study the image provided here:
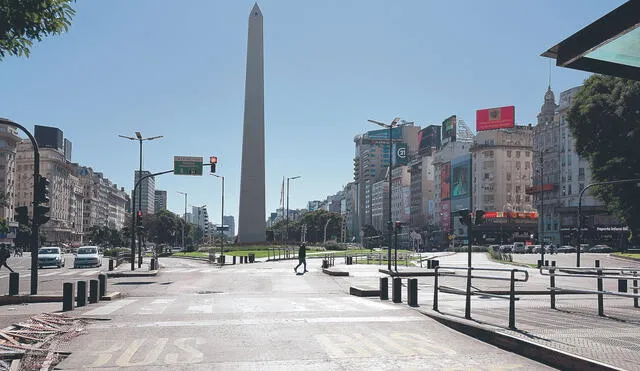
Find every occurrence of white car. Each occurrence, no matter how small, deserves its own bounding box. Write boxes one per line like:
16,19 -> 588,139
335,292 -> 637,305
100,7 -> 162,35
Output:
74,246 -> 102,268
38,247 -> 65,268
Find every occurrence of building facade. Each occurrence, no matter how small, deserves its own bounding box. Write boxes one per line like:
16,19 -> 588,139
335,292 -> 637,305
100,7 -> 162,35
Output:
222,215 -> 235,237
134,171 -> 155,215
0,124 -> 21,221
154,190 -> 167,212
370,180 -> 388,233
391,166 -> 411,224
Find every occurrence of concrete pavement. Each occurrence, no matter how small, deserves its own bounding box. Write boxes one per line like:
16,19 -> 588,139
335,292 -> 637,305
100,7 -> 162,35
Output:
49,255 -> 549,370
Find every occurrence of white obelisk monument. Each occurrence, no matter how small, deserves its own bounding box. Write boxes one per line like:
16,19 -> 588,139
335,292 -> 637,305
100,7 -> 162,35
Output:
238,3 -> 265,243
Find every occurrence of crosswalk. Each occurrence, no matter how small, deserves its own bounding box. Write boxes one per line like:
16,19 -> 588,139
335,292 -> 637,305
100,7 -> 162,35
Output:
0,268 -> 105,280
82,295 -> 402,317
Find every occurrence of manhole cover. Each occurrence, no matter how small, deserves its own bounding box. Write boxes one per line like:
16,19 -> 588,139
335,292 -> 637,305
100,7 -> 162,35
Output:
196,290 -> 222,294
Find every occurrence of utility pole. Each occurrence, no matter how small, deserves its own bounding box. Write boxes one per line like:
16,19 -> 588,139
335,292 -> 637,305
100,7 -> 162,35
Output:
177,191 -> 187,249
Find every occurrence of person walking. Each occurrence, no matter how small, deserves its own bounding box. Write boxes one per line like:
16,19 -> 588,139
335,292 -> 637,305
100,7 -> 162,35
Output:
0,244 -> 14,273
294,243 -> 307,273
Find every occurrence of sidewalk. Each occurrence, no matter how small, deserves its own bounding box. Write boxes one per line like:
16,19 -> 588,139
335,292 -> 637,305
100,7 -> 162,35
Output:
332,252 -> 640,370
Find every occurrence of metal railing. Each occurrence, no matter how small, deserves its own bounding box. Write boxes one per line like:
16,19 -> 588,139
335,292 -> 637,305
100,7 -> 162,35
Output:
539,259 -> 640,316
267,247 -> 298,261
433,266 -> 529,329
343,251 -> 417,267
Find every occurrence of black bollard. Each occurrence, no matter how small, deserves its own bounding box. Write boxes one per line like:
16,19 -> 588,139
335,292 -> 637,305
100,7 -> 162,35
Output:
432,260 -> 439,268
392,277 -> 402,303
98,274 -> 107,298
233,255 -> 236,264
63,282 -> 74,311
77,281 -> 87,307
89,279 -> 99,304
618,279 -> 628,293
8,272 -> 19,296
407,278 -> 418,307
109,259 -> 114,271
380,277 -> 388,300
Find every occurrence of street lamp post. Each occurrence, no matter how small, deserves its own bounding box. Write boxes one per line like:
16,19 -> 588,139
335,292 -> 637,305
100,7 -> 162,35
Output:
577,178 -> 640,267
286,176 -> 301,244
368,117 -> 401,274
177,191 -> 187,249
212,174 -> 225,262
119,132 -> 163,268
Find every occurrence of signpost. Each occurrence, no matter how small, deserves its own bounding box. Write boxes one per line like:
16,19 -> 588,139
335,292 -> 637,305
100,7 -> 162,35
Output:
174,156 -> 204,176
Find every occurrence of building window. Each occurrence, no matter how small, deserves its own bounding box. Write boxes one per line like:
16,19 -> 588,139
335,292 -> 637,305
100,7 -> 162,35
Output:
515,185 -> 521,193
516,161 -> 521,170
578,167 -> 585,180
525,161 -> 530,170
516,151 -> 521,158
507,194 -> 512,202
516,195 -> 521,202
506,183 -> 512,192
506,172 -> 511,181
484,172 -> 490,180
507,150 -> 512,158
525,151 -> 530,157
568,184 -> 572,195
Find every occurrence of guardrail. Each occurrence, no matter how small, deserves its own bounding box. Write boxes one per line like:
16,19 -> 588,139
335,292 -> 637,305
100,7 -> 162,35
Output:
539,259 -> 640,316
433,266 -> 529,329
343,251 -> 417,267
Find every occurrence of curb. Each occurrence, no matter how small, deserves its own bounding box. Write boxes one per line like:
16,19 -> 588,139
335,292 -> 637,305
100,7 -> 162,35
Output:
349,286 -> 379,297
101,292 -> 121,301
378,268 -> 438,277
106,270 -> 159,278
608,254 -> 640,263
322,268 -> 349,276
421,310 -> 622,371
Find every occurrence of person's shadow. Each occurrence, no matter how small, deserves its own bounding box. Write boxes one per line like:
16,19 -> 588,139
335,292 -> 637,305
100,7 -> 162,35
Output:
296,272 -> 305,276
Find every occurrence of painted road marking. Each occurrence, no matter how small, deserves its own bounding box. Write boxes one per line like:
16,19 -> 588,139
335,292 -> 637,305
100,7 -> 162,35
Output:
139,298 -> 175,315
81,271 -> 99,276
83,299 -> 137,316
87,337 -> 206,367
38,271 -> 60,277
316,332 -> 457,358
89,316 -> 423,329
60,271 -> 78,276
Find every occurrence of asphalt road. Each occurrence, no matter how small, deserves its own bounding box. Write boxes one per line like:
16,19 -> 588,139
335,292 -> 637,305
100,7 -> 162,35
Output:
54,256 -> 553,370
0,253 -> 111,295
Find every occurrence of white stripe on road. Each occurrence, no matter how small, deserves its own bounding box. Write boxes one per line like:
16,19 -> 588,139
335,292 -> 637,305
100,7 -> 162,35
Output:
80,271 -> 98,276
82,299 -> 137,316
139,298 -> 175,314
89,316 -> 422,329
39,272 -> 60,277
59,271 -> 78,276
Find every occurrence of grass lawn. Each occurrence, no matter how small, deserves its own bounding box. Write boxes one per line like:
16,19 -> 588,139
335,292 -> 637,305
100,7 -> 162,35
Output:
613,252 -> 640,259
173,251 -> 209,258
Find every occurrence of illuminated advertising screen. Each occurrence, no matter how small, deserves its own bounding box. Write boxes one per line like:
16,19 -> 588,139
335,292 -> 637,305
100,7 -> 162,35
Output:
442,115 -> 457,143
440,162 -> 451,201
452,157 -> 471,199
366,127 -> 402,140
440,201 -> 451,232
476,106 -> 515,131
418,125 -> 441,156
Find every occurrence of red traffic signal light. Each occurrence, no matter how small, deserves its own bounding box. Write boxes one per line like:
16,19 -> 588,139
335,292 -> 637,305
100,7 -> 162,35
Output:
210,156 -> 218,164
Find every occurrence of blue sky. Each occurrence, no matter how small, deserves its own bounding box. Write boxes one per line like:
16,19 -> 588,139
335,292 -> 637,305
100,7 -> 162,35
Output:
0,0 -> 625,227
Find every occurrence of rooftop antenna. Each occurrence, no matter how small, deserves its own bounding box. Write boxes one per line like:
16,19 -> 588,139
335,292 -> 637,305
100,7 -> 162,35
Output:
548,59 -> 552,89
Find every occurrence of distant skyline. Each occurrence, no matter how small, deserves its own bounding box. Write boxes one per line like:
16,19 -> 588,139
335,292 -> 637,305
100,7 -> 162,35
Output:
0,1 -> 625,228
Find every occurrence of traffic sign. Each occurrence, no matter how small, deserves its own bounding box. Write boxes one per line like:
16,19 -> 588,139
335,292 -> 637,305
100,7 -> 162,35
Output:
174,156 -> 204,176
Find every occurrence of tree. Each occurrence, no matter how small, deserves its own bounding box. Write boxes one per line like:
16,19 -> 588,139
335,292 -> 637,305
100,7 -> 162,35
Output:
566,75 -> 640,233
0,0 -> 76,60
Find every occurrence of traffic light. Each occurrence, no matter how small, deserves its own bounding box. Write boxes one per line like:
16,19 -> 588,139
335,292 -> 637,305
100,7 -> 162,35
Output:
210,156 -> 218,173
457,209 -> 471,226
394,221 -> 403,232
34,175 -> 51,225
36,175 -> 50,204
475,210 -> 486,225
14,206 -> 29,226
136,210 -> 144,234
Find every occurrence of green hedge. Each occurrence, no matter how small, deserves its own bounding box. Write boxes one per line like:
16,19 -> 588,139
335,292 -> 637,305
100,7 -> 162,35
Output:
447,246 -> 489,253
103,247 -> 129,257
487,249 -> 513,262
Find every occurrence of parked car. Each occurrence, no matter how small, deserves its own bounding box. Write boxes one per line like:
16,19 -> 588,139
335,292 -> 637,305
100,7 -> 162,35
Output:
489,245 -> 501,252
531,245 -> 544,254
557,245 -> 577,253
499,245 -> 513,253
513,242 -> 526,254
74,246 -> 102,268
38,247 -> 65,268
590,245 -> 613,253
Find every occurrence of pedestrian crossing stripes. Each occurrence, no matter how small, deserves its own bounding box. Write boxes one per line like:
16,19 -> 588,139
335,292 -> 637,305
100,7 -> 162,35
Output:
81,296 -> 403,317
0,270 -> 103,280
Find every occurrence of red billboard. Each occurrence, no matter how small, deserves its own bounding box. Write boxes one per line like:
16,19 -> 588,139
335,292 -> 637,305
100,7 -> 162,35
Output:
476,106 -> 515,131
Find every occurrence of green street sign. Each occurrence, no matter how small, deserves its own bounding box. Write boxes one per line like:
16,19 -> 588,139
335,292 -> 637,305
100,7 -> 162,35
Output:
174,156 -> 204,176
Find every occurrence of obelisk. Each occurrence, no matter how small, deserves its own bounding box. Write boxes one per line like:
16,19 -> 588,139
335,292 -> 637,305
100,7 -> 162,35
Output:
238,3 -> 265,243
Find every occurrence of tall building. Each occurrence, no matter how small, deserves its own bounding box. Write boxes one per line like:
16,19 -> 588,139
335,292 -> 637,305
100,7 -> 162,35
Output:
471,126 -> 535,213
134,170 -> 155,215
78,166 -> 128,232
154,190 -> 167,212
222,215 -> 235,237
0,124 -> 21,221
391,166 -> 411,224
15,140 -> 82,243
410,125 -> 440,229
238,4 -> 266,243
353,123 -> 420,232
370,180 -> 388,233
532,86 -> 626,246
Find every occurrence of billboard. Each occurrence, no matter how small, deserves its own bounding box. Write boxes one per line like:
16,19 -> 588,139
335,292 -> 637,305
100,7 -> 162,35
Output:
366,127 -> 402,140
442,115 -> 457,143
440,162 -> 451,201
393,143 -> 408,165
451,157 -> 471,199
418,125 -> 441,156
440,200 -> 451,232
476,106 -> 515,131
